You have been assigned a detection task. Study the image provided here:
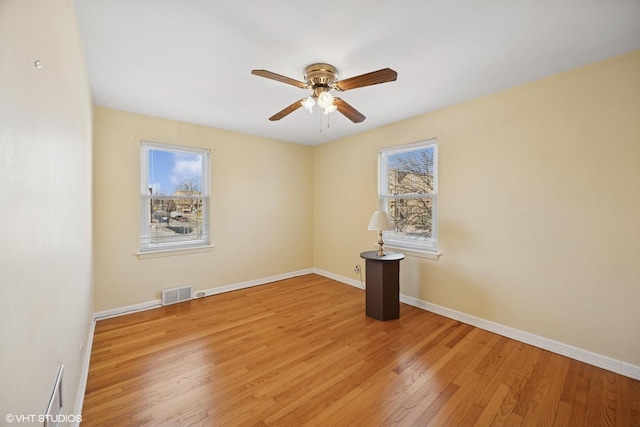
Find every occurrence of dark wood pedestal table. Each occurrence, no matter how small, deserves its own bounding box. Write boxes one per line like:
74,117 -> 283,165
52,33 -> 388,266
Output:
360,251 -> 405,321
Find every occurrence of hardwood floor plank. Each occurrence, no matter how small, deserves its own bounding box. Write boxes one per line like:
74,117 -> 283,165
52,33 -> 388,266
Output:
473,338 -> 526,410
301,382 -> 366,426
426,371 -> 483,426
512,350 -> 552,417
81,274 -> 640,427
503,411 -> 524,426
601,370 -> 618,426
309,370 -> 407,427
482,345 -> 540,426
615,374 -> 631,426
474,335 -> 512,377
474,382 -> 510,426
629,378 -> 640,425
552,401 -> 572,427
537,355 -> 571,427
585,365 -> 605,426
413,381 -> 460,425
567,369 -> 590,426
460,403 -> 485,426
560,359 -> 581,405
443,335 -> 503,425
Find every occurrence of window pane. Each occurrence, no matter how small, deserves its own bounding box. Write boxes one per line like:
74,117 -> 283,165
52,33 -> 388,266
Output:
386,197 -> 433,239
148,149 -> 203,196
387,146 -> 435,195
147,198 -> 206,245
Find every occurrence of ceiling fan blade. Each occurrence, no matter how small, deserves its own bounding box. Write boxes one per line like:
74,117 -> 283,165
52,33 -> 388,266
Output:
334,98 -> 366,123
334,68 -> 397,91
268,99 -> 305,121
251,69 -> 308,89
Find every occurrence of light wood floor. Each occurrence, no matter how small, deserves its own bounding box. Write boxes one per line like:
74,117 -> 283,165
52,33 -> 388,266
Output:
82,274 -> 639,426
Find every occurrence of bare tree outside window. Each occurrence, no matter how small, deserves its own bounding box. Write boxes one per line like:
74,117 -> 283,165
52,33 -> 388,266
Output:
175,178 -> 199,194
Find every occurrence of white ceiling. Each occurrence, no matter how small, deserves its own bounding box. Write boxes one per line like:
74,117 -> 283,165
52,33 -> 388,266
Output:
75,0 -> 640,146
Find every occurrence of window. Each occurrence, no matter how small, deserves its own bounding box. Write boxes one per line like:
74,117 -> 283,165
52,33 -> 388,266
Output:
140,141 -> 210,252
379,139 -> 438,254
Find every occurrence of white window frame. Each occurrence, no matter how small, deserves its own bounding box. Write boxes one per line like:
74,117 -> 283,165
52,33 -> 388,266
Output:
379,139 -> 438,257
140,141 -> 210,253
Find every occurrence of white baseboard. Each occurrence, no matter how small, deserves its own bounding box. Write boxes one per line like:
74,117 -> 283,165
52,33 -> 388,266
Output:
196,268 -> 315,298
313,268 -> 365,290
314,269 -> 640,381
94,299 -> 162,321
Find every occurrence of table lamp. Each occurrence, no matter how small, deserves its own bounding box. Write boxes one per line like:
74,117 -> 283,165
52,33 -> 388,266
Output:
368,210 -> 394,256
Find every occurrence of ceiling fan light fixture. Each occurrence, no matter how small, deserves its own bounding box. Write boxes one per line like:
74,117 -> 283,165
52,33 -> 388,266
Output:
323,104 -> 337,115
316,91 -> 335,109
301,96 -> 315,113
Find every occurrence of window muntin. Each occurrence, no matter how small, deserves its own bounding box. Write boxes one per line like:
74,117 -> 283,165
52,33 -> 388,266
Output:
379,140 -> 438,253
140,141 -> 210,252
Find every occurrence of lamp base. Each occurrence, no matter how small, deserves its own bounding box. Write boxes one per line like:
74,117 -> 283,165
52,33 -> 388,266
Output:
376,230 -> 386,256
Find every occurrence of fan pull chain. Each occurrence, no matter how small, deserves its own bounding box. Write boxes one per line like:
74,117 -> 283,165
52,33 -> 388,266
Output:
319,113 -> 332,132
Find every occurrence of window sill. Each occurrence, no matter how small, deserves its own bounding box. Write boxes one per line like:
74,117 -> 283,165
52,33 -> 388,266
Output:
383,245 -> 441,260
136,244 -> 214,259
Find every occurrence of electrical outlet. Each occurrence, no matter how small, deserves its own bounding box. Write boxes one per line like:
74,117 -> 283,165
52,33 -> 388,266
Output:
354,265 -> 361,274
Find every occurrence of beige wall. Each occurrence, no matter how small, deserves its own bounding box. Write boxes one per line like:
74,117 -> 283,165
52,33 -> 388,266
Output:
314,50 -> 640,367
0,0 -> 94,417
93,108 -> 313,311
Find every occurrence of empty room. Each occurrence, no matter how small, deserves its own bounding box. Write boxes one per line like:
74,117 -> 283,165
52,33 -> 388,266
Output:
1,0 -> 639,426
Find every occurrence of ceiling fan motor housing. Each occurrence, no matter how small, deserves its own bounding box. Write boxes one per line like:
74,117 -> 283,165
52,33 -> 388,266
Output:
304,63 -> 337,88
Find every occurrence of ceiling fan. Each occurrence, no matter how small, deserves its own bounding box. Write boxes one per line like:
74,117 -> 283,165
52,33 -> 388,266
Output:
251,63 -> 397,123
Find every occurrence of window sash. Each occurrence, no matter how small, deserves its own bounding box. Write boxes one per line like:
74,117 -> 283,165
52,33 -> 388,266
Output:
378,140 -> 438,254
140,141 -> 210,252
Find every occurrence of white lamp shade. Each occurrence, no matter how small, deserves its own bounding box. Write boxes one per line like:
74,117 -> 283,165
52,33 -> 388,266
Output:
323,104 -> 337,115
368,210 -> 394,231
316,91 -> 334,109
301,96 -> 315,112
